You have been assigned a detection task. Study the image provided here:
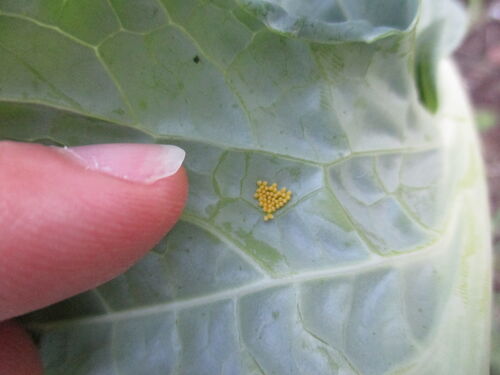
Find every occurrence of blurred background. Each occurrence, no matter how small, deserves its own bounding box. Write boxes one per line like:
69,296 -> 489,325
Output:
455,0 -> 500,372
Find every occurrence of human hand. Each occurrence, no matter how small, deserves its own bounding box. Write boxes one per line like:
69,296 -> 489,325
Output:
0,141 -> 188,374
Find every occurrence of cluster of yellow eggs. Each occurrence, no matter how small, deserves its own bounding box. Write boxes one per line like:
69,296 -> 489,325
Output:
254,181 -> 292,221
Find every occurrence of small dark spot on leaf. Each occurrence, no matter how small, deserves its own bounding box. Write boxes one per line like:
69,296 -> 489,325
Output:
193,55 -> 200,64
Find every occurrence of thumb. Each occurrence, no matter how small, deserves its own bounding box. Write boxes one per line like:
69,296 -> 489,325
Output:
0,141 -> 188,321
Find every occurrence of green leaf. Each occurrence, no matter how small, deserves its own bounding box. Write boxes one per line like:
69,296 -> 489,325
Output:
0,0 -> 491,374
415,0 -> 468,112
476,109 -> 498,132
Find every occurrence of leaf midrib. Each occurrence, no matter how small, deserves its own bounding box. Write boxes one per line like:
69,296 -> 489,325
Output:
28,204 -> 456,333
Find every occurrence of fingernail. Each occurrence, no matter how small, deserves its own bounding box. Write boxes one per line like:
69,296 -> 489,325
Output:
59,144 -> 185,184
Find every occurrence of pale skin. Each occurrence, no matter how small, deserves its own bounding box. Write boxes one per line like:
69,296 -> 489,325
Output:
0,141 -> 189,375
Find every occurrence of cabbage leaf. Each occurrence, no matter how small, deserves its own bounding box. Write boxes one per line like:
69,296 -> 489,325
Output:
0,0 -> 491,374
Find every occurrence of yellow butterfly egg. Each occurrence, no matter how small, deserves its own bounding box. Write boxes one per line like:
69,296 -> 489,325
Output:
254,181 -> 293,221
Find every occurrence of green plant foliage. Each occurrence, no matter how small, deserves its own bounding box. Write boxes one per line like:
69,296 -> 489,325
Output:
476,109 -> 498,132
0,0 -> 491,374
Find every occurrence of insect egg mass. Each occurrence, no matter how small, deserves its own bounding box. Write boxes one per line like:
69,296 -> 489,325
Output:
254,180 -> 292,221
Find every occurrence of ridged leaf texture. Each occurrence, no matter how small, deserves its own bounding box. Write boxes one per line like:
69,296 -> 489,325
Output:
0,0 -> 491,374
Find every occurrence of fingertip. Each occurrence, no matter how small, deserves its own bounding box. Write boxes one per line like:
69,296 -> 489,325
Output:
0,321 -> 43,375
0,142 -> 189,319
154,165 -> 189,233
